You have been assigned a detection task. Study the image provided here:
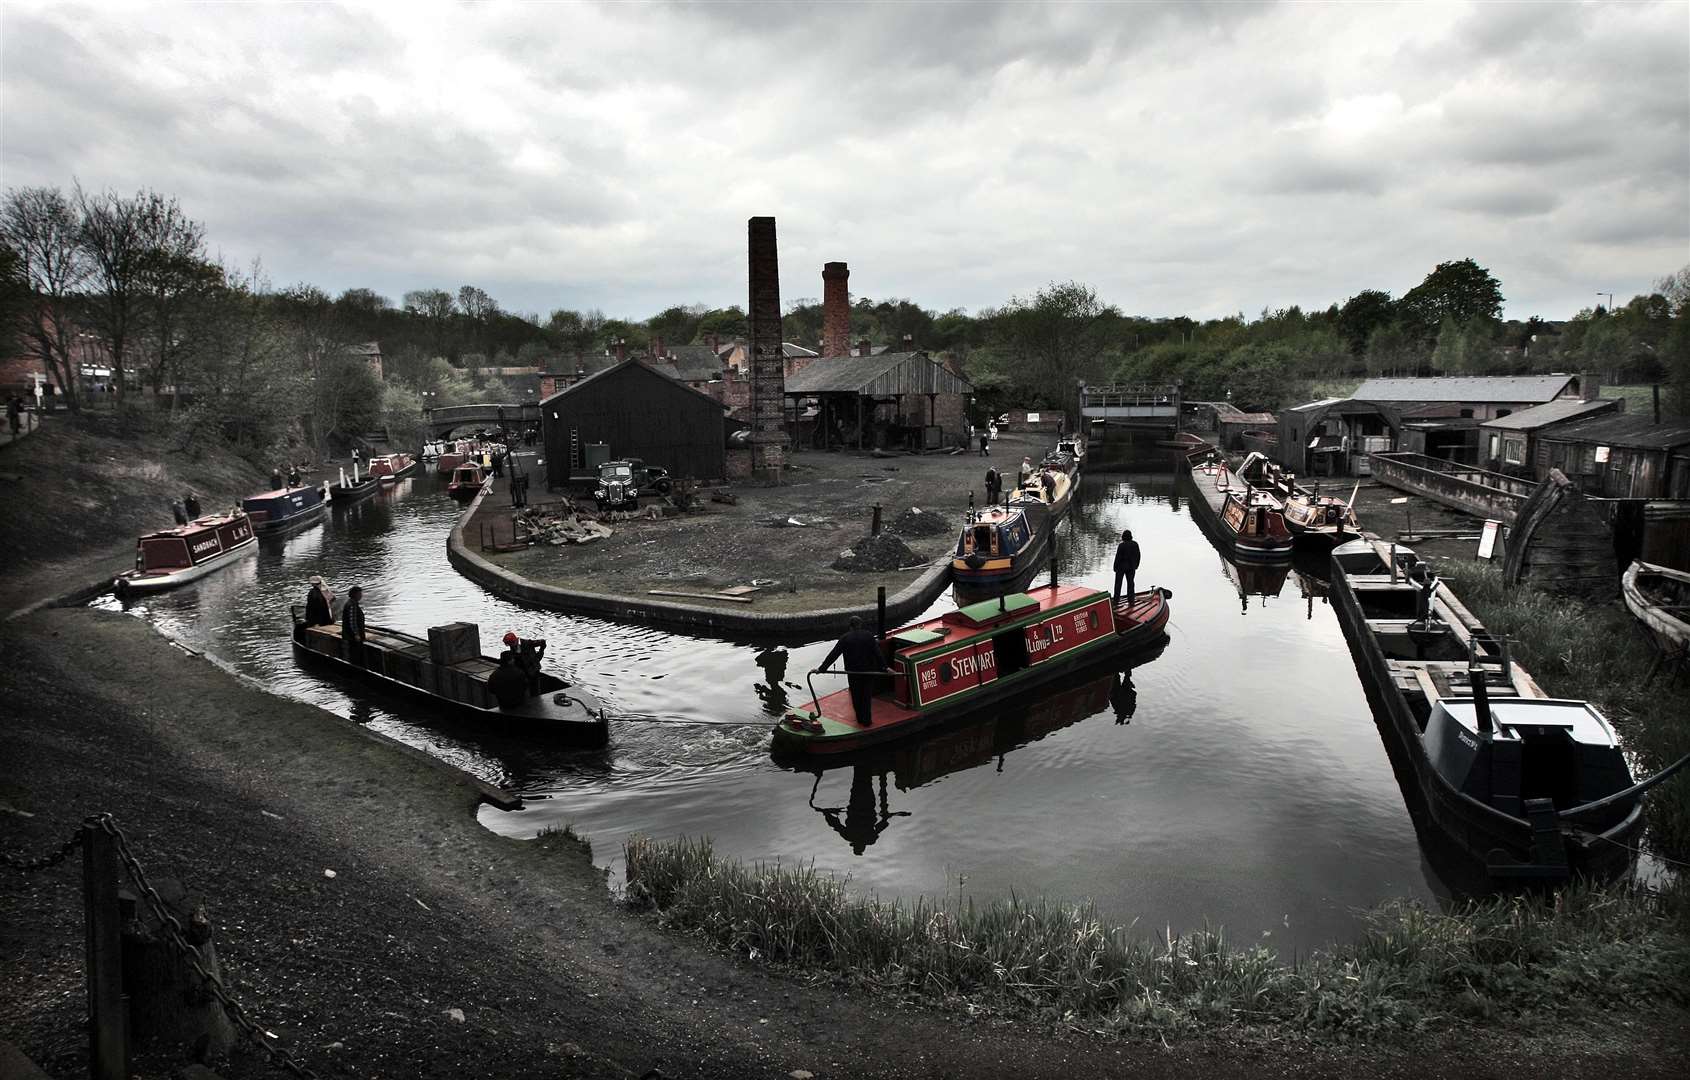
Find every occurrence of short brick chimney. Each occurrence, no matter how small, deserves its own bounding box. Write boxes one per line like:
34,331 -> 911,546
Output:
857,339 -> 872,357
822,262 -> 850,358
1580,373 -> 1600,402
901,333 -> 914,352
650,335 -> 664,360
614,338 -> 626,362
707,333 -> 720,353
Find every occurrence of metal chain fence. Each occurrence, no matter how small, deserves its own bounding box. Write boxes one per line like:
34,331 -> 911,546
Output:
90,813 -> 323,1079
0,831 -> 83,872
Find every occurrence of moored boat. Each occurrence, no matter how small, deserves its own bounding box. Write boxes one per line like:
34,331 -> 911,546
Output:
368,452 -> 418,483
1234,453 -> 1360,549
1330,538 -> 1690,880
1183,449 -> 1293,560
241,484 -> 327,535
1007,463 -> 1073,528
1622,560 -> 1690,663
1055,436 -> 1086,473
774,582 -> 1172,755
447,462 -> 488,502
114,511 -> 256,594
290,612 -> 608,745
951,504 -> 1050,590
329,463 -> 378,504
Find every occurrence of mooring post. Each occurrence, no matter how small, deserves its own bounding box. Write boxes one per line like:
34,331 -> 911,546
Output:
871,503 -> 881,536
1050,556 -> 1058,591
876,586 -> 886,639
82,824 -> 128,1080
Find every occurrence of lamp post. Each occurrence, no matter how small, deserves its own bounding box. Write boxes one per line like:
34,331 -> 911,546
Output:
1597,291 -> 1614,313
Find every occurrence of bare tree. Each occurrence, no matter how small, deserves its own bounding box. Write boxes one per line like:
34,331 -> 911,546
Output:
403,288 -> 456,359
134,196 -> 214,409
1,186 -> 91,411
76,184 -> 162,404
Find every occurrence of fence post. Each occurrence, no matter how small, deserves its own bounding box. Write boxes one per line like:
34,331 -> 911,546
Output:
82,824 -> 128,1080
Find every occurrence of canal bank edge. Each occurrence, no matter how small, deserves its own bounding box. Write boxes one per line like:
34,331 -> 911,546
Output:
447,485 -> 956,640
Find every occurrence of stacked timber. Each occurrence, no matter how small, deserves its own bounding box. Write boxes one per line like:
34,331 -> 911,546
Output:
1502,469 -> 1619,600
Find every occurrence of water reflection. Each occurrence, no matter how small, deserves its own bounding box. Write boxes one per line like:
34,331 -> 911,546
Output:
790,649 -> 1165,857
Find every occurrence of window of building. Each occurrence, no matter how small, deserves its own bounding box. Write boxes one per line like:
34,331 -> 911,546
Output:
1460,408 -> 1474,419
1496,408 -> 1512,418
1488,434 -> 1500,460
1503,437 -> 1525,465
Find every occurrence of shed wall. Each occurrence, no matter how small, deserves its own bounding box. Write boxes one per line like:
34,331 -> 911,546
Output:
541,364 -> 725,487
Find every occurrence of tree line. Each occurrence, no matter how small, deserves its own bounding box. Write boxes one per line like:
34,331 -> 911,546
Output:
6,181 -> 1687,467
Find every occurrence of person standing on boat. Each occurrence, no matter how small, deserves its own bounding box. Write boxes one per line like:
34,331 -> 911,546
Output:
1113,529 -> 1140,609
287,463 -> 301,488
171,498 -> 188,526
271,465 -> 284,490
502,631 -> 547,694
984,467 -> 1001,506
350,446 -> 360,473
304,576 -> 334,626
1018,456 -> 1034,488
488,654 -> 528,709
820,616 -> 887,727
341,586 -> 367,668
184,492 -> 201,519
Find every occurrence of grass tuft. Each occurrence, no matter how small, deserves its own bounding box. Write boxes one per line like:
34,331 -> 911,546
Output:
625,835 -> 1690,1038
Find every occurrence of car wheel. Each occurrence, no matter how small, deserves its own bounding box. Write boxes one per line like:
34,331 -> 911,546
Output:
654,479 -> 672,495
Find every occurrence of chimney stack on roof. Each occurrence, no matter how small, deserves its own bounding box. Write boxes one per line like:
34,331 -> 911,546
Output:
650,335 -> 664,360
614,338 -> 626,362
901,333 -> 914,352
857,340 -> 872,357
822,262 -> 850,358
1580,373 -> 1600,402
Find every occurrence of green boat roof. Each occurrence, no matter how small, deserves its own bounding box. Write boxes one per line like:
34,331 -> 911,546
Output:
890,627 -> 945,646
953,593 -> 1039,626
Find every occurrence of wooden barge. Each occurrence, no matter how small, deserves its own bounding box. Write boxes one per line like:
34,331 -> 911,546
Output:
1182,448 -> 1294,560
114,512 -> 257,594
241,485 -> 327,535
1329,538 -> 1668,879
291,613 -> 608,745
329,464 -> 378,504
774,583 -> 1171,755
1235,452 -> 1360,549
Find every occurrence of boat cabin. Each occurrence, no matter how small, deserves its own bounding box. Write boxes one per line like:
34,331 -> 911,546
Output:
240,485 -> 325,527
956,506 -> 1035,560
135,514 -> 253,571
451,463 -> 485,486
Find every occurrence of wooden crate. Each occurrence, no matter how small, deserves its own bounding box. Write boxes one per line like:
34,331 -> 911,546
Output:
428,623 -> 481,666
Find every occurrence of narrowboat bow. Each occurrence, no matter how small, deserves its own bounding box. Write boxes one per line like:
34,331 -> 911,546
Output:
1183,449 -> 1293,560
329,463 -> 378,504
774,583 -> 1172,755
1235,453 -> 1360,548
951,504 -> 1049,589
114,512 -> 257,594
447,462 -> 488,502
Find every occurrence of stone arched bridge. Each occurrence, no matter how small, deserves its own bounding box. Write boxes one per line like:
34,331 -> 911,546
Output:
422,403 -> 542,437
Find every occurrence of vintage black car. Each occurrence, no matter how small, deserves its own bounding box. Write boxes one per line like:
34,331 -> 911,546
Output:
593,459 -> 672,510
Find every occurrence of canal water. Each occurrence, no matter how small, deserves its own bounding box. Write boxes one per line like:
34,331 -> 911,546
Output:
97,465 -> 1447,954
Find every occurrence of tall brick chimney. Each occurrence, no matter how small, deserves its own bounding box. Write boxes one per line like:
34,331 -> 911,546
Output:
822,262 -> 850,358
746,217 -> 787,481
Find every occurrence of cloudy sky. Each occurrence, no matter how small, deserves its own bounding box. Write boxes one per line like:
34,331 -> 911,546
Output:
3,1 -> 1686,323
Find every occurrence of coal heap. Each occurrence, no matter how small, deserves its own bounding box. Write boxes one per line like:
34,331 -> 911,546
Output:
831,531 -> 918,573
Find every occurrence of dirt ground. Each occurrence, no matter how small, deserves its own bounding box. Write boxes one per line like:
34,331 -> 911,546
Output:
478,436 -> 1053,612
5,608 -> 1688,1080
1347,476 -> 1500,567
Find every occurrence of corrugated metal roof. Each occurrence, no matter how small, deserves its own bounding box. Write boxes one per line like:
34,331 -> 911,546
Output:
1219,412 -> 1276,425
1539,411 -> 1690,450
784,352 -> 973,396
1479,398 -> 1617,431
1288,397 -> 1344,412
1353,375 -> 1577,403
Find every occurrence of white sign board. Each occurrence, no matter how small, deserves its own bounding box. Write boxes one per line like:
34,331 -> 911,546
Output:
1478,519 -> 1501,560
1594,445 -> 1610,463
1025,412 -> 1041,423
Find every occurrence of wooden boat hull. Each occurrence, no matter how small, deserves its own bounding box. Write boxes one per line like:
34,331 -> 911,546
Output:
374,460 -> 418,483
1328,555 -> 1643,879
1622,560 -> 1690,657
290,615 -> 608,745
775,587 -> 1171,756
115,534 -> 257,594
447,482 -> 484,503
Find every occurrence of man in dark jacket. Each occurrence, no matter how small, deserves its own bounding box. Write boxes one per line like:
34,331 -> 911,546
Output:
487,653 -> 528,709
819,616 -> 887,726
984,467 -> 1001,505
304,576 -> 334,626
341,585 -> 367,667
1113,529 -> 1141,608
271,466 -> 284,490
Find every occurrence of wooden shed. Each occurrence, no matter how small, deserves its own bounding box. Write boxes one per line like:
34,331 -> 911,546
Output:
540,359 -> 728,488
1536,412 -> 1690,499
1477,397 -> 1619,479
784,351 -> 973,450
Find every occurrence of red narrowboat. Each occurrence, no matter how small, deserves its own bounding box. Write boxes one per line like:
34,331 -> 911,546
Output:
1184,448 -> 1293,561
1234,452 -> 1360,549
114,511 -> 257,594
368,452 -> 418,483
774,583 -> 1171,755
447,462 -> 488,502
